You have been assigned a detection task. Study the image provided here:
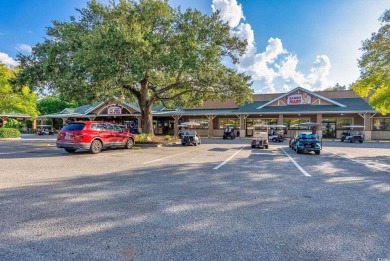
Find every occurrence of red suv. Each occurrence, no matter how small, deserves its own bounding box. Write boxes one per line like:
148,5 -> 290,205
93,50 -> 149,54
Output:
56,122 -> 135,154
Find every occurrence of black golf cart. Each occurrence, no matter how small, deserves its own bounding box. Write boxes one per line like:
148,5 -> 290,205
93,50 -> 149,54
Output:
223,125 -> 235,140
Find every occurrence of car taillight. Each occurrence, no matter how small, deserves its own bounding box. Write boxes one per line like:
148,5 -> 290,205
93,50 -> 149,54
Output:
74,133 -> 83,141
57,133 -> 65,139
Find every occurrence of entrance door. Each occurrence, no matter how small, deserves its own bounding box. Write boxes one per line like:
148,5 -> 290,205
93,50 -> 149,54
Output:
322,122 -> 336,138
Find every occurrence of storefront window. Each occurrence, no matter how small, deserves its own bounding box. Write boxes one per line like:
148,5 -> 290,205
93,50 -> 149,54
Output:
283,118 -> 310,129
372,118 -> 390,130
188,118 -> 209,129
219,118 -> 240,128
335,118 -> 353,129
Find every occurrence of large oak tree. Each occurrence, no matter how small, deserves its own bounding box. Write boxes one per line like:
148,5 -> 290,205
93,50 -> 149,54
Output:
17,0 -> 253,133
352,9 -> 390,114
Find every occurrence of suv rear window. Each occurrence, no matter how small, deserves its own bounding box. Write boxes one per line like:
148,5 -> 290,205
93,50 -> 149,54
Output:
62,123 -> 86,131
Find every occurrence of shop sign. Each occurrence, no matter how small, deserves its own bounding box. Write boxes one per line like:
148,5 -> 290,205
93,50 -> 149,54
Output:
108,106 -> 122,115
287,93 -> 311,105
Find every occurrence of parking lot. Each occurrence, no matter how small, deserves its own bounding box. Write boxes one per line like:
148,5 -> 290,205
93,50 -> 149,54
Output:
0,135 -> 389,261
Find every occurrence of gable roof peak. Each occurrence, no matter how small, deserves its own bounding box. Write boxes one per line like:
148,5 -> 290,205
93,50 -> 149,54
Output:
256,86 -> 346,109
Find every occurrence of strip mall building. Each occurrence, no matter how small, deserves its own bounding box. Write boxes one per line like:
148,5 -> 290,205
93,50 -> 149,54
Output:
36,87 -> 390,140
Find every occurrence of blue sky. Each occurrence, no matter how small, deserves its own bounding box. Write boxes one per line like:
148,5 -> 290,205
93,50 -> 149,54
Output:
0,0 -> 388,93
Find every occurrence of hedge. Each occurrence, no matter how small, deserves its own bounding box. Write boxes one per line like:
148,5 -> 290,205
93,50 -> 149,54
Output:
0,128 -> 21,138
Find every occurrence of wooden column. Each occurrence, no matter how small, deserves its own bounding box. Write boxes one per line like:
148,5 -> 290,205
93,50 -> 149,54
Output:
207,115 -> 216,138
364,113 -> 371,140
32,119 -> 37,130
316,114 -> 323,138
278,114 -> 284,124
137,116 -> 142,133
174,115 -> 180,137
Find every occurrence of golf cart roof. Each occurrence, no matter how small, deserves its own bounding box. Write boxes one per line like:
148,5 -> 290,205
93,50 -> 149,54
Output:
180,122 -> 200,126
342,125 -> 365,129
253,124 -> 269,127
268,124 -> 287,128
298,122 -> 321,127
37,124 -> 52,127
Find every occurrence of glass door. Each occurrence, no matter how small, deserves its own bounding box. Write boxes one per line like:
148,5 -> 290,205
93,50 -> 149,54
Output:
322,122 -> 336,138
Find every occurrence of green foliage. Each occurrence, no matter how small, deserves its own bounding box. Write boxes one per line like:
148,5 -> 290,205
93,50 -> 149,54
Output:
37,95 -> 79,115
4,118 -> 23,129
164,135 -> 171,140
17,0 -> 253,133
134,133 -> 155,143
352,9 -> 390,114
324,83 -> 348,91
0,63 -> 38,118
0,128 -> 21,138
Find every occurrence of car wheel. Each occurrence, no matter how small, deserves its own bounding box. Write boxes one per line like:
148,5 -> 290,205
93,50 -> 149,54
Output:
90,140 -> 102,154
64,148 -> 77,153
125,138 -> 134,149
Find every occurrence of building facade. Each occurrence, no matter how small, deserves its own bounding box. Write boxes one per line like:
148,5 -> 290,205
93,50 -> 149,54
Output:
37,87 -> 390,140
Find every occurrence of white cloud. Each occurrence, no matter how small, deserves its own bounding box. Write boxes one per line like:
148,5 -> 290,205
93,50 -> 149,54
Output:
212,0 -> 333,93
0,52 -> 19,68
16,43 -> 32,53
212,0 -> 245,28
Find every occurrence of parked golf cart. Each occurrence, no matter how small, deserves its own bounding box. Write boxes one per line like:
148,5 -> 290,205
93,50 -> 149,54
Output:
36,124 -> 54,135
179,122 -> 201,146
290,122 -> 322,155
268,124 -> 287,142
251,124 -> 269,149
341,125 -> 364,143
223,125 -> 236,140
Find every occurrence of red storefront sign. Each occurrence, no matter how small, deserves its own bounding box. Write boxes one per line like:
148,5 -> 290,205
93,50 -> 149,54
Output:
108,106 -> 122,115
287,93 -> 311,105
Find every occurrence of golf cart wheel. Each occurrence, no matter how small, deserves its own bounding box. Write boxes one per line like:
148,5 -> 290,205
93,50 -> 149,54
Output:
182,143 -> 185,146
349,138 -> 353,143
359,140 -> 363,143
315,150 -> 320,155
341,138 -> 344,142
251,145 -> 255,148
90,140 -> 102,154
265,145 -> 269,149
272,138 -> 277,142
64,148 -> 77,153
296,149 -> 301,154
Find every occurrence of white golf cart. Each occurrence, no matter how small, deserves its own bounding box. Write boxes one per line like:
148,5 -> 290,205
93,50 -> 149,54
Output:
268,124 -> 287,142
36,124 -> 54,135
341,125 -> 364,143
251,124 -> 269,149
179,122 -> 201,146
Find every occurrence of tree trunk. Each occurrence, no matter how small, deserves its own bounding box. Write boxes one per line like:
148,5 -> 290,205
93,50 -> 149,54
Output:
139,78 -> 154,134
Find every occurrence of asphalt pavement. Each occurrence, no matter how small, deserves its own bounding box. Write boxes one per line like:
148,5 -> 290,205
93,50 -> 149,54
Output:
0,135 -> 389,260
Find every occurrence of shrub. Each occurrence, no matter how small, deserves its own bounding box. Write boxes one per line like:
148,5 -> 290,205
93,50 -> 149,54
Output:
4,118 -> 23,130
134,133 -> 155,143
164,135 -> 171,140
0,128 -> 21,138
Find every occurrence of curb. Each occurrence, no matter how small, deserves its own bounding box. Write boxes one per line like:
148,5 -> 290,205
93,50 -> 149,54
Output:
0,137 -> 21,141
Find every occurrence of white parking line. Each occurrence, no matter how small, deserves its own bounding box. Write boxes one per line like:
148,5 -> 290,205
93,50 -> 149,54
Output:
142,147 -> 203,164
281,148 -> 311,177
213,146 -> 246,170
325,150 -> 390,173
